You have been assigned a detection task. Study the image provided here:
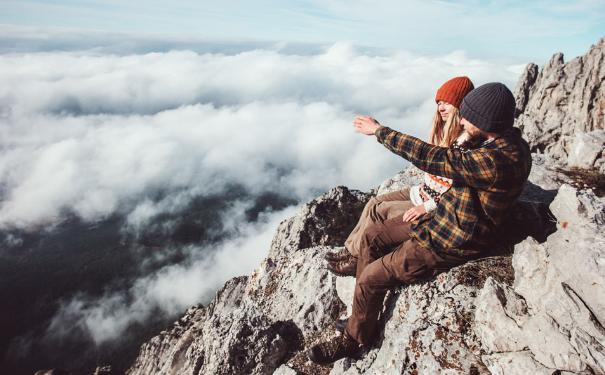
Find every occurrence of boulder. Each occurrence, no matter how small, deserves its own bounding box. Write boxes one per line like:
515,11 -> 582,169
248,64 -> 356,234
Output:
475,185 -> 605,374
568,130 -> 605,169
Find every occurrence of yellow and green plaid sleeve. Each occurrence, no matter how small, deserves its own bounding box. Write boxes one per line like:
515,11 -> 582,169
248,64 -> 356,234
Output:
376,126 -> 497,189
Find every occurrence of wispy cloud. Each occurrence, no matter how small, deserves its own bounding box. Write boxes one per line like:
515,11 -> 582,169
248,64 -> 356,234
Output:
43,204 -> 296,345
1,0 -> 603,60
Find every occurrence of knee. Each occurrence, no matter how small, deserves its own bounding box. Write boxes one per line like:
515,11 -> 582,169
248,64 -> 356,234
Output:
356,267 -> 390,297
365,197 -> 379,210
356,270 -> 373,290
359,225 -> 383,252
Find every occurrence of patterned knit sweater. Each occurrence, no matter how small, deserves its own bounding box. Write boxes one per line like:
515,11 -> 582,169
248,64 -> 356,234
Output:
409,137 -> 468,212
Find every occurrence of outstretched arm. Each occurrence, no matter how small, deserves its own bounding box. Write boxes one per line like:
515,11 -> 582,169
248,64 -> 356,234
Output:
374,125 -> 497,190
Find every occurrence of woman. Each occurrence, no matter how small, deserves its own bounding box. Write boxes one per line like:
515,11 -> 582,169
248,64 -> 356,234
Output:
327,76 -> 475,277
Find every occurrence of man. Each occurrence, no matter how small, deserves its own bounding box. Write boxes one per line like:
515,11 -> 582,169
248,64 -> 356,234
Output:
307,82 -> 532,364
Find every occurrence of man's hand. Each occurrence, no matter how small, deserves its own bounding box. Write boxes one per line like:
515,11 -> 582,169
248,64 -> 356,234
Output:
353,115 -> 381,135
403,205 -> 426,222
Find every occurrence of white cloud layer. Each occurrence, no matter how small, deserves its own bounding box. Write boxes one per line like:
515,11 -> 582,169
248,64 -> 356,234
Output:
1,43 -> 523,345
0,43 -> 523,229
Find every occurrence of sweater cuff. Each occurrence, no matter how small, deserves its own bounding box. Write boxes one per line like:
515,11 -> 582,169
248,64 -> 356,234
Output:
423,199 -> 437,213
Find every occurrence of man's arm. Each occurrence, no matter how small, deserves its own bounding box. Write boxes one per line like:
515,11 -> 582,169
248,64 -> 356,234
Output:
370,124 -> 497,190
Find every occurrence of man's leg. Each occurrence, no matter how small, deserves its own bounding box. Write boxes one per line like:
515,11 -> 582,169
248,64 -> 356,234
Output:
347,241 -> 476,344
346,240 -> 431,343
308,219 -> 419,364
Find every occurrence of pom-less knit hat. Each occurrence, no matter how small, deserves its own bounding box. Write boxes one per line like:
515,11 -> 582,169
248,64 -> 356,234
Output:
435,76 -> 475,109
460,82 -> 516,133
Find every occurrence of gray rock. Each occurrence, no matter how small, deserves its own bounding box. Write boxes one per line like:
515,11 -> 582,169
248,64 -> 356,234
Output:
127,188 -> 372,375
335,266 -> 355,317
568,130 -> 605,168
331,265 -> 491,375
272,365 -> 299,375
514,37 -> 605,160
478,185 -> 605,374
376,164 -> 424,195
94,367 -> 125,375
269,186 -> 369,258
482,351 -> 559,375
33,370 -> 70,375
527,154 -> 571,191
127,242 -> 345,375
596,158 -> 605,174
523,312 -> 587,372
513,63 -> 539,117
474,277 -> 528,353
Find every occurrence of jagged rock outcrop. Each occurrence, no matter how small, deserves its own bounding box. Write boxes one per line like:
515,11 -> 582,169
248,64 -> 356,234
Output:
124,151 -> 579,375
514,37 -> 605,161
127,187 -> 369,375
269,187 -> 369,258
475,185 -> 605,374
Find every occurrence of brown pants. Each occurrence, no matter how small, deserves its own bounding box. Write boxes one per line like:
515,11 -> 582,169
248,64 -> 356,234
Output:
345,189 -> 416,257
345,218 -> 475,344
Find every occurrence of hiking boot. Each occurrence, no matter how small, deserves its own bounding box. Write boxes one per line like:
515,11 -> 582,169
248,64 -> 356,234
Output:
307,333 -> 360,365
324,247 -> 350,262
333,318 -> 348,331
327,256 -> 357,277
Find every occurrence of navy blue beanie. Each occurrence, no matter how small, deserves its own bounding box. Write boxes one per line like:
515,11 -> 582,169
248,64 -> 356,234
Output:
460,82 -> 516,133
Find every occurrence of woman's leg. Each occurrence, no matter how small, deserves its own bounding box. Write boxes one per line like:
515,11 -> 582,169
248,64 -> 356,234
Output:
345,189 -> 414,257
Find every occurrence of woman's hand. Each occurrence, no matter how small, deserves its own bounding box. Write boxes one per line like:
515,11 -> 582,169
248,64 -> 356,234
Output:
403,205 -> 426,222
353,115 -> 381,135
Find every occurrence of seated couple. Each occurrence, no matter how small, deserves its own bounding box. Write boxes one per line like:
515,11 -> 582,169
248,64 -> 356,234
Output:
307,78 -> 533,364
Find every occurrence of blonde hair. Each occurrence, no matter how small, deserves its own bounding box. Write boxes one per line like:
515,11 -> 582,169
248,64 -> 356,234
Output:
428,106 -> 463,147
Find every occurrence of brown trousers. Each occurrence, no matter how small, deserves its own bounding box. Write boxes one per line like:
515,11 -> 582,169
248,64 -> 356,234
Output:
345,215 -> 476,345
345,189 -> 416,257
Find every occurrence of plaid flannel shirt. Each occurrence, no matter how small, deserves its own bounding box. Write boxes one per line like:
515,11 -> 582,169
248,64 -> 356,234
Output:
376,126 -> 532,256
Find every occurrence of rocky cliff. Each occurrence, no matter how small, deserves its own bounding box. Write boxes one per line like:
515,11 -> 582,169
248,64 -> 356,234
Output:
42,38 -> 605,375
514,36 -> 605,167
122,148 -> 605,375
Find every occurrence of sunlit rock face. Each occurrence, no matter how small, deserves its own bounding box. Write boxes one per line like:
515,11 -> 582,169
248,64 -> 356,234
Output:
514,37 -> 605,161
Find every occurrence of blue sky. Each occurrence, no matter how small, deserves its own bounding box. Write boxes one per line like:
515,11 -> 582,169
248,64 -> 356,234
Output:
0,0 -> 604,63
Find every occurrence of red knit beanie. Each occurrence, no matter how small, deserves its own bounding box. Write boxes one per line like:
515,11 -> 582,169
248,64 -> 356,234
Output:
435,76 -> 474,109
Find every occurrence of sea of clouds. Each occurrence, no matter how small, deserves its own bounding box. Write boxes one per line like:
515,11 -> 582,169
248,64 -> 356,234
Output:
0,34 -> 525,350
